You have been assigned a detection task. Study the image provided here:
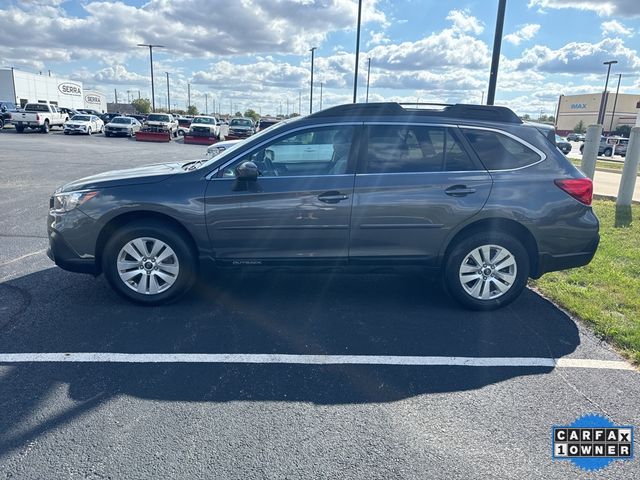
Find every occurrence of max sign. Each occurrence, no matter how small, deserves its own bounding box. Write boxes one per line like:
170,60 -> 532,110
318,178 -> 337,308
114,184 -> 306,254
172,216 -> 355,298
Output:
85,94 -> 102,104
58,83 -> 82,96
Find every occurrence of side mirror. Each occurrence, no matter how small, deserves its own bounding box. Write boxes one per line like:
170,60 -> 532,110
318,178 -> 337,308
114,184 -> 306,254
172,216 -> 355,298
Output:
235,161 -> 259,181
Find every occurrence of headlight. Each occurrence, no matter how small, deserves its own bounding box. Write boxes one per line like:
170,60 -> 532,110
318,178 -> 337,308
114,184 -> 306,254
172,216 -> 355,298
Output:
52,191 -> 98,213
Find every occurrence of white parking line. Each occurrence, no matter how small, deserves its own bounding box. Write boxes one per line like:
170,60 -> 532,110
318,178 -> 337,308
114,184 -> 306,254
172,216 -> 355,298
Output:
0,353 -> 634,370
0,249 -> 47,268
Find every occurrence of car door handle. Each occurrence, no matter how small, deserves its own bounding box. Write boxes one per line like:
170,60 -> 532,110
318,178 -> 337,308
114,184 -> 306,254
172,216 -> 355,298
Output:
445,185 -> 476,196
318,191 -> 350,203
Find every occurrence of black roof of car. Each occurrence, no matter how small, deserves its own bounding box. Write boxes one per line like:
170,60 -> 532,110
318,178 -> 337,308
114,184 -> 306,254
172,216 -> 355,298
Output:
308,102 -> 523,124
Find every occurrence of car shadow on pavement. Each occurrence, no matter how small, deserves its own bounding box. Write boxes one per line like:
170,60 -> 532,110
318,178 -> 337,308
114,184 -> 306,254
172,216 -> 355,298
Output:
0,266 -> 580,454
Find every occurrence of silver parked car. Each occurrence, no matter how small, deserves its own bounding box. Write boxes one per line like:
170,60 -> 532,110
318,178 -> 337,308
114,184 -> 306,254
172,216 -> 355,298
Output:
104,116 -> 142,137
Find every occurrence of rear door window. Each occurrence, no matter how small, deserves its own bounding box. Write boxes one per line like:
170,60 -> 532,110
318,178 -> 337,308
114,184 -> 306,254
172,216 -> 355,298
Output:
364,125 -> 477,173
461,129 -> 541,170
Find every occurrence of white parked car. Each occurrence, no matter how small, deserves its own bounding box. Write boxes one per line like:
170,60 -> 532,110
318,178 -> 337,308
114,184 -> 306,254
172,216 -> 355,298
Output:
64,115 -> 104,136
104,116 -> 141,137
205,139 -> 242,159
188,116 -> 221,138
144,113 -> 178,137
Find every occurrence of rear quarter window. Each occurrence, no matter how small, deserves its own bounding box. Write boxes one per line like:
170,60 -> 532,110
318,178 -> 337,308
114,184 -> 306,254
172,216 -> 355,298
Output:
461,129 -> 542,170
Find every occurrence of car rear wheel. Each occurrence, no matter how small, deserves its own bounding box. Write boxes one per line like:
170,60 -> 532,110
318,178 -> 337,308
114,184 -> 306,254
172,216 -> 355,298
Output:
87,127 -> 92,136
102,222 -> 197,305
604,148 -> 612,157
41,120 -> 49,133
444,232 -> 529,310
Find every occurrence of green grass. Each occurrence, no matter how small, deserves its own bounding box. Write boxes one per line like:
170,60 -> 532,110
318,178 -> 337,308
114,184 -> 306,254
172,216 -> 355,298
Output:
568,157 -> 628,172
530,200 -> 640,364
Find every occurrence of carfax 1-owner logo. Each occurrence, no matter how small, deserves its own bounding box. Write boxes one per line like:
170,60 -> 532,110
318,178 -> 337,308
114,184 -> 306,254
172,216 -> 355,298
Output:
552,414 -> 634,471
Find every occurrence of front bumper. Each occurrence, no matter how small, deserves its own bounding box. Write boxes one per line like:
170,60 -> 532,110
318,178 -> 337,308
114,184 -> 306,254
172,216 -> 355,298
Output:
47,229 -> 98,274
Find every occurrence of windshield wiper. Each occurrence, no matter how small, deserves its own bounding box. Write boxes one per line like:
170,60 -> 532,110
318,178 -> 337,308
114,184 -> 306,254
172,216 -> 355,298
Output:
181,159 -> 205,171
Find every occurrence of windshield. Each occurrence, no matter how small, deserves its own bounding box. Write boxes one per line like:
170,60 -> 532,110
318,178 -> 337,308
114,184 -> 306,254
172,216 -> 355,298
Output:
71,115 -> 91,121
197,116 -> 300,170
111,117 -> 132,124
147,114 -> 170,122
230,119 -> 252,127
192,117 -> 216,124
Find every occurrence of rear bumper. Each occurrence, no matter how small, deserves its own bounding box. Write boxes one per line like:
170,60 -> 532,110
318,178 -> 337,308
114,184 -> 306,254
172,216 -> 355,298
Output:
534,234 -> 599,277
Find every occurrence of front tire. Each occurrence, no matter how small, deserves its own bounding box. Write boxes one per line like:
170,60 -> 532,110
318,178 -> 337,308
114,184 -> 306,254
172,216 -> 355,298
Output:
87,127 -> 92,136
102,222 -> 197,305
604,148 -> 612,157
444,232 -> 529,310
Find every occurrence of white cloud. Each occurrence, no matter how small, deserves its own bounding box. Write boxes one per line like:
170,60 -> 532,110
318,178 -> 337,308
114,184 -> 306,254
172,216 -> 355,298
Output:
445,9 -> 484,35
528,0 -> 640,17
367,31 -> 390,47
504,24 -> 541,45
601,20 -> 633,37
514,37 -> 640,73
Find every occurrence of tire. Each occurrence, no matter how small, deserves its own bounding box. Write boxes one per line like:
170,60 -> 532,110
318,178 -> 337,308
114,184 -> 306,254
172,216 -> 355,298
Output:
64,131 -> 69,135
579,145 -> 584,154
105,132 -> 110,137
100,125 -> 104,133
41,120 -> 50,133
87,127 -> 92,136
444,231 -> 529,310
102,221 -> 197,305
0,119 -> 4,130
604,148 -> 612,157
15,125 -> 24,133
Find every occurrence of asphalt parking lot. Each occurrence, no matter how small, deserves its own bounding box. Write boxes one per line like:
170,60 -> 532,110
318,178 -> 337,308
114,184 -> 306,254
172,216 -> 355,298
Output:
0,129 -> 638,479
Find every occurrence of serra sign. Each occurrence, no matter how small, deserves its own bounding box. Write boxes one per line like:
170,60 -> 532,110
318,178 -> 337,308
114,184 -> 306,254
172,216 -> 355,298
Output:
58,83 -> 82,96
85,94 -> 102,104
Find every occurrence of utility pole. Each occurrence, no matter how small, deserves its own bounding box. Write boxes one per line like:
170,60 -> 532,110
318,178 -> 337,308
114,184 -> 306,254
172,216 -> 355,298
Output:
481,91 -> 485,104
352,0 -> 363,103
114,89 -> 118,104
286,98 -> 289,116
320,82 -> 323,110
299,90 -> 301,115
187,83 -> 191,110
597,60 -> 617,124
365,57 -> 371,103
137,43 -> 164,111
165,72 -> 171,114
205,93 -> 208,115
609,74 -> 622,133
309,47 -> 317,114
486,0 -> 506,105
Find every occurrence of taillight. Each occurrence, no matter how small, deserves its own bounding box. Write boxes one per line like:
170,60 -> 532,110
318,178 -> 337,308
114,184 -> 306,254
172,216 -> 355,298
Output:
36,114 -> 40,122
554,178 -> 593,205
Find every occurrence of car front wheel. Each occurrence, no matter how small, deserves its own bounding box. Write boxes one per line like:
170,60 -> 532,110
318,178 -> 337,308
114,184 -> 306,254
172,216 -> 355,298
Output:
444,232 -> 529,310
102,222 -> 197,305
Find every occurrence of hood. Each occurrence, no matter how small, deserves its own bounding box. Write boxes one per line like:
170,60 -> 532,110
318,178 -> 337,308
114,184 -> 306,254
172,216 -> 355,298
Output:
66,121 -> 90,126
106,122 -> 131,128
58,162 -> 181,192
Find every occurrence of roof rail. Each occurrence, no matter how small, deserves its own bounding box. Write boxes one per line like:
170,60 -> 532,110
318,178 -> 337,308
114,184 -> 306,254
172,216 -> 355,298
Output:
308,102 -> 522,124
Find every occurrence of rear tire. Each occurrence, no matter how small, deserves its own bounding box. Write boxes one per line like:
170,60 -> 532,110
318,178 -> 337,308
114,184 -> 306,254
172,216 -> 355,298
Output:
604,148 -> 612,157
102,221 -> 197,305
15,125 -> 24,133
87,127 -> 92,136
444,231 -> 529,310
41,120 -> 50,133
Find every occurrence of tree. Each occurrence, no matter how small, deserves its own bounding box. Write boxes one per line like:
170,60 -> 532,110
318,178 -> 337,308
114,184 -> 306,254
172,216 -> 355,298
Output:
131,98 -> 151,114
521,114 -> 531,121
573,120 -> 585,133
234,111 -> 243,117
186,105 -> 199,115
243,109 -> 260,123
615,125 -> 631,138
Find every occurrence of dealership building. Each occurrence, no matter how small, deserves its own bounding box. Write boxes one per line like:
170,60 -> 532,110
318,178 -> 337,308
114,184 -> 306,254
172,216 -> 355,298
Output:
555,92 -> 639,135
0,68 -> 107,112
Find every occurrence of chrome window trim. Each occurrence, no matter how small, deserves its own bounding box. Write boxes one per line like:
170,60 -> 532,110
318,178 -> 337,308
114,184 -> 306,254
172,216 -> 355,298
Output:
206,122 -> 362,180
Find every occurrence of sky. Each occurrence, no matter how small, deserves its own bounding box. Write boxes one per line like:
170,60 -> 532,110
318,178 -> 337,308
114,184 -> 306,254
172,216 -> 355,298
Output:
1,0 -> 639,117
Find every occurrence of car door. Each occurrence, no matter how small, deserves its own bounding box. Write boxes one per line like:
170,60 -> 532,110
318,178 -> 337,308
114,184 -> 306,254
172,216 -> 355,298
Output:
349,123 -> 492,264
204,124 -> 360,261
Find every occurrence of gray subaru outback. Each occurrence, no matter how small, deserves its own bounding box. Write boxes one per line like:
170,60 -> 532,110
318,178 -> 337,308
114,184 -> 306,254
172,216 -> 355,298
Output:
48,103 -> 599,310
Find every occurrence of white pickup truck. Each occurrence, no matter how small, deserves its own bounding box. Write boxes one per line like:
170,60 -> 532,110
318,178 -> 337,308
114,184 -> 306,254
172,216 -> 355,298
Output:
12,103 -> 67,133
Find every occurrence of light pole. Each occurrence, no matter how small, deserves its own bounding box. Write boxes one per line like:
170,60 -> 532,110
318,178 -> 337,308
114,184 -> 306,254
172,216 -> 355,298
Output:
165,72 -> 170,114
609,74 -> 622,133
205,93 -> 208,115
137,43 -> 164,111
486,0 -> 506,105
352,0 -> 363,103
320,82 -> 323,110
365,57 -> 371,103
187,83 -> 191,111
309,47 -> 317,114
598,60 -> 618,125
